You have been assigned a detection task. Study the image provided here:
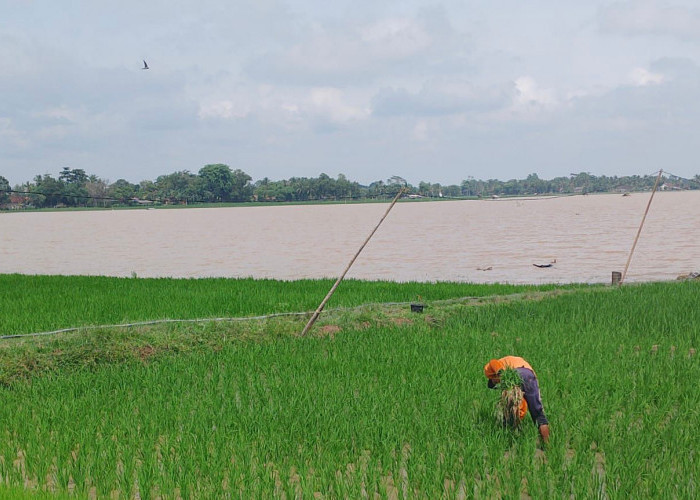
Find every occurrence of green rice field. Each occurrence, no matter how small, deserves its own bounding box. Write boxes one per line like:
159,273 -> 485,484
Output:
0,275 -> 697,498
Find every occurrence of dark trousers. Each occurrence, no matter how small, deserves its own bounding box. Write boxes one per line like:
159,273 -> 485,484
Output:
516,367 -> 549,427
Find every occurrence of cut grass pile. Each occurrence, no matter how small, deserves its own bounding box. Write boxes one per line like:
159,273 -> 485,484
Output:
0,276 -> 697,498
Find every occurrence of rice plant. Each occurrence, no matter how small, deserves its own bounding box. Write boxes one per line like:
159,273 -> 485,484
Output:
0,274 -> 569,337
0,276 -> 697,497
493,367 -> 525,429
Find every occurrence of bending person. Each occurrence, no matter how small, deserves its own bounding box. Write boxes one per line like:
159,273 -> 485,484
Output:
484,355 -> 550,444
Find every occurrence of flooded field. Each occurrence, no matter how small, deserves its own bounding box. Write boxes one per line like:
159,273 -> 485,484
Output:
1,191 -> 698,284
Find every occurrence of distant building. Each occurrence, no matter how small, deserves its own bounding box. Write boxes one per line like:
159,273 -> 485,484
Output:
131,198 -> 154,205
6,193 -> 29,209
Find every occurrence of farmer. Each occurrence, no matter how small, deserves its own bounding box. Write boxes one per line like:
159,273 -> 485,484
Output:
484,356 -> 550,444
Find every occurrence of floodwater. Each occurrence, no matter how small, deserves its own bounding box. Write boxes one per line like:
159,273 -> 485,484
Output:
1,191 -> 698,284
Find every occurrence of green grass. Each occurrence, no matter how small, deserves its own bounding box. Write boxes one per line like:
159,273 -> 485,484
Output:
0,276 -> 697,498
0,274 -> 567,337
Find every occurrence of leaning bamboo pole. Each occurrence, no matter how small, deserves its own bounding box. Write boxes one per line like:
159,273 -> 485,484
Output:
620,169 -> 664,284
300,189 -> 405,336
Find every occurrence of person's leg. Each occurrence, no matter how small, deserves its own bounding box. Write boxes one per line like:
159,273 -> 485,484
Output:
516,368 -> 550,444
516,368 -> 548,427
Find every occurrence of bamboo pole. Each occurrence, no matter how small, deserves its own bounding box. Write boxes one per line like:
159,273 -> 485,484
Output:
620,169 -> 664,284
300,189 -> 405,336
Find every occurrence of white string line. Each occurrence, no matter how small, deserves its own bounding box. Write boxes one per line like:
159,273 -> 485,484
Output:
0,301 -> 416,340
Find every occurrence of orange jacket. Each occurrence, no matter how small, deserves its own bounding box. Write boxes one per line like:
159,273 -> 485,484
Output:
518,399 -> 528,420
484,356 -> 535,380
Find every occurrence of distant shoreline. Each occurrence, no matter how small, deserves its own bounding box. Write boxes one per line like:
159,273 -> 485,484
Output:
0,188 -> 676,214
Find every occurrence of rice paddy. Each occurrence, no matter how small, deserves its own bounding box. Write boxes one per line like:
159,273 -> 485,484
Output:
0,275 -> 697,498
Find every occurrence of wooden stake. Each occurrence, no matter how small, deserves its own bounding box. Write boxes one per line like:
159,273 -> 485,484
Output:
620,169 -> 663,284
300,189 -> 405,336
611,271 -> 622,285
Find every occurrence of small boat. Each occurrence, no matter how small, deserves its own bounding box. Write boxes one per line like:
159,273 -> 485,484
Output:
533,259 -> 556,268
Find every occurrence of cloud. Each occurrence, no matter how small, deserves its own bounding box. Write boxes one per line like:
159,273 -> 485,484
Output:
558,57 -> 700,137
512,76 -> 558,109
371,78 -> 511,117
598,1 -> 700,41
245,7 -> 472,86
0,25 -> 199,162
3,1 -> 700,187
197,83 -> 369,135
308,87 -> 370,123
629,67 -> 664,86
0,117 -> 30,156
411,120 -> 429,141
649,56 -> 700,80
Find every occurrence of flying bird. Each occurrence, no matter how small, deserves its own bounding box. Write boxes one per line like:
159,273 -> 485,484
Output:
142,60 -> 149,70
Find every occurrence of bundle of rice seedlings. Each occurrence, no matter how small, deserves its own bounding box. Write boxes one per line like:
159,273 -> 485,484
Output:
493,367 -> 525,429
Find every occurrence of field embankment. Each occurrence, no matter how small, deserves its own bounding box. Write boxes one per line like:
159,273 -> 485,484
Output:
0,275 -> 697,498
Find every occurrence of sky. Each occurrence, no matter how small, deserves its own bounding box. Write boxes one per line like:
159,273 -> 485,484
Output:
2,0 -> 700,187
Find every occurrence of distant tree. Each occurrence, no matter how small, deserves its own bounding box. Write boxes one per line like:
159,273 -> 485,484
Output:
30,174 -> 64,207
523,173 -> 544,194
85,176 -> 109,207
198,164 -> 235,202
230,168 -> 253,202
443,184 -> 461,197
108,179 -> 139,204
288,177 -> 314,201
59,167 -> 88,186
461,177 -> 479,197
335,173 -> 360,199
367,180 -> 386,197
139,180 -> 158,201
54,168 -> 89,206
316,173 -> 333,199
417,181 -> 430,196
156,171 -> 199,204
383,176 -> 405,197
502,179 -> 518,195
63,184 -> 89,207
11,167 -> 700,208
257,179 -> 295,201
0,176 -> 10,206
387,175 -> 407,187
254,177 -> 275,201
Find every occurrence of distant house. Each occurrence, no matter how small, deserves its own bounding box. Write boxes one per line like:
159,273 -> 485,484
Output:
6,193 -> 29,210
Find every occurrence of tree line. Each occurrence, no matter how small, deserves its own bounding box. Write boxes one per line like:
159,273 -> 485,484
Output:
1,165 -> 698,209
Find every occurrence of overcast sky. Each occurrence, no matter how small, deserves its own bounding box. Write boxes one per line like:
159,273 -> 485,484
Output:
2,0 -> 700,186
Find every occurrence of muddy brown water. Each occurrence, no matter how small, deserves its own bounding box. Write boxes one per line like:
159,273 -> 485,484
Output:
1,191 -> 698,284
